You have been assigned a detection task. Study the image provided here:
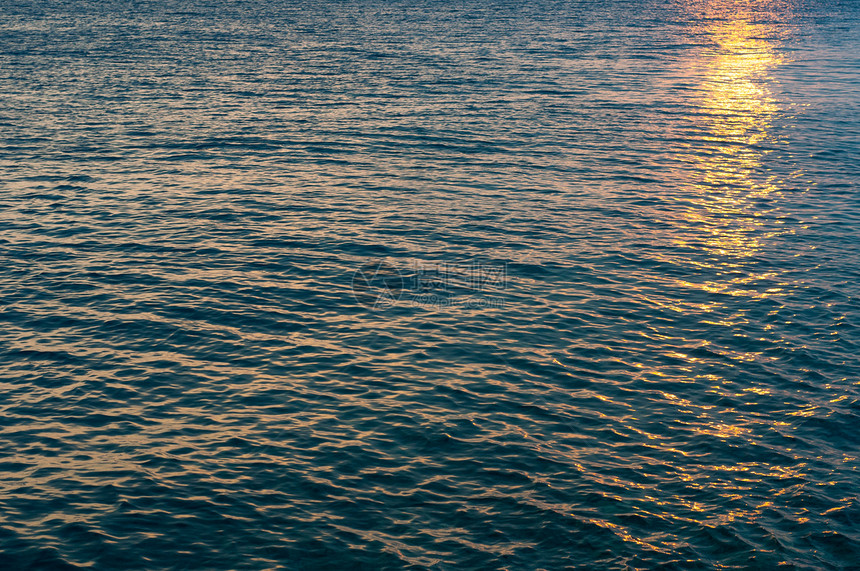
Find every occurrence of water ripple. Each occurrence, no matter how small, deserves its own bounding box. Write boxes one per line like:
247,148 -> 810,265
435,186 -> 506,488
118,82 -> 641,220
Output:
2,0 -> 859,568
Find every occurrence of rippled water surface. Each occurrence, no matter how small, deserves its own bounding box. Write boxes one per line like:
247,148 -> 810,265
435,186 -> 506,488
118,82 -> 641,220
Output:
1,0 -> 859,568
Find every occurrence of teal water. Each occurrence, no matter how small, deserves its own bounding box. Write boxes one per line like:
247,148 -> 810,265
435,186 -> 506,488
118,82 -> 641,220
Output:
1,0 -> 859,568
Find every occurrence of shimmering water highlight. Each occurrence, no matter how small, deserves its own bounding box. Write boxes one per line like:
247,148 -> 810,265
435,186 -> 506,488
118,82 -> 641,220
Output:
1,0 -> 859,568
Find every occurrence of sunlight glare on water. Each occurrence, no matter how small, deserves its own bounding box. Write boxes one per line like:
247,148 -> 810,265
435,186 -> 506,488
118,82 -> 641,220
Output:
0,0 -> 858,568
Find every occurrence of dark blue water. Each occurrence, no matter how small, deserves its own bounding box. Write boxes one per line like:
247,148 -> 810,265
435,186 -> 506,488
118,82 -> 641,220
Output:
1,0 -> 859,568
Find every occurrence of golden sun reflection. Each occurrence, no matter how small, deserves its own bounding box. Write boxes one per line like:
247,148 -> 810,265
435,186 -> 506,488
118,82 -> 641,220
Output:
619,4 -> 809,532
676,4 -> 788,263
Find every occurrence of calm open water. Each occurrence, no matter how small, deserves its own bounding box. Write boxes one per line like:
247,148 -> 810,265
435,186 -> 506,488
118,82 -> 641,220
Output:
1,0 -> 859,568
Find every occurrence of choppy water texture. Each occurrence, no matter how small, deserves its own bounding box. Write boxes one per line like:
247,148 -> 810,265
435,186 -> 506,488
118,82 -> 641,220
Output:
1,0 -> 859,568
